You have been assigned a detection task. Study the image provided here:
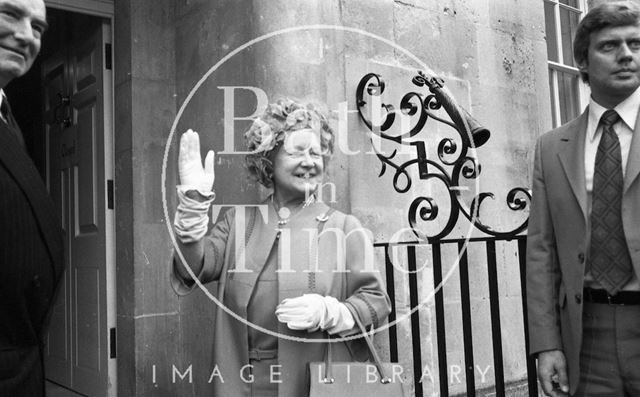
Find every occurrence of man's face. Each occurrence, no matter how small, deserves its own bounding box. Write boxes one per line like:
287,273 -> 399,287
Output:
0,0 -> 46,87
580,24 -> 640,107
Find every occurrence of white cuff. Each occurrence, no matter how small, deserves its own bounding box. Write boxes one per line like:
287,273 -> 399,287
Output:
320,296 -> 355,335
176,185 -> 215,200
173,186 -> 215,243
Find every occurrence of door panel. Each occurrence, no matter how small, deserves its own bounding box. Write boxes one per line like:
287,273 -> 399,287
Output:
44,13 -> 109,397
71,27 -> 106,392
43,53 -> 72,387
74,267 -> 101,368
74,98 -> 98,233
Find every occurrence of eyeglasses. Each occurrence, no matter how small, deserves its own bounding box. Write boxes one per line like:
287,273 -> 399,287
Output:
282,129 -> 330,158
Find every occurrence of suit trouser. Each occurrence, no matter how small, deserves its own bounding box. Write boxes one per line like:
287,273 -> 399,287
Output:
574,302 -> 640,396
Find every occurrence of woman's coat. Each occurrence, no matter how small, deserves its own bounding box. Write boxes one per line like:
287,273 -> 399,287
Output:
172,200 -> 391,396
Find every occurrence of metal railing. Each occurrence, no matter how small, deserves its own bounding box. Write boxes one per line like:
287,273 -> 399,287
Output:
377,237 -> 537,396
356,71 -> 536,396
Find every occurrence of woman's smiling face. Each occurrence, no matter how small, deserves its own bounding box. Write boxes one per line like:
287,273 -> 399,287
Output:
272,129 -> 326,202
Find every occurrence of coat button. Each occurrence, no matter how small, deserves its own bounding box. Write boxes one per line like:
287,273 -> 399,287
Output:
575,294 -> 582,304
578,253 -> 585,263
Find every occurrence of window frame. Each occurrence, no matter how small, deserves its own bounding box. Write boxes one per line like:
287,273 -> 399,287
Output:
544,0 -> 590,127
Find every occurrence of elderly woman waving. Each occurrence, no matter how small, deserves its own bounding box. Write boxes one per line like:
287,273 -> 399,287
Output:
171,99 -> 391,397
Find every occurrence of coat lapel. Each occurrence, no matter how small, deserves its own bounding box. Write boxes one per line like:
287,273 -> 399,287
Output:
624,104 -> 640,192
277,202 -> 329,297
227,201 -> 330,312
226,203 -> 279,312
0,123 -> 63,280
557,109 -> 589,219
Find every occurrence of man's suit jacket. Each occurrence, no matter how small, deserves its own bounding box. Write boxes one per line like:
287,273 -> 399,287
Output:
0,121 -> 64,396
527,107 -> 640,394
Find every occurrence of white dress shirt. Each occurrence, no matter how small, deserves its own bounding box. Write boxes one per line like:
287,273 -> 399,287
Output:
584,86 -> 640,291
0,89 -> 7,123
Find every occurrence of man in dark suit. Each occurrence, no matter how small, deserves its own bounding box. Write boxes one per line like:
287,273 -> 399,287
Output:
527,2 -> 640,396
0,0 -> 64,396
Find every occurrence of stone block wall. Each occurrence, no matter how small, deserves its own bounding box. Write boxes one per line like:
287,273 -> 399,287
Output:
114,0 -> 552,395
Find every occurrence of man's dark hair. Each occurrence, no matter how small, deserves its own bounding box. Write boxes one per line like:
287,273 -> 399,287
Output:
573,1 -> 640,83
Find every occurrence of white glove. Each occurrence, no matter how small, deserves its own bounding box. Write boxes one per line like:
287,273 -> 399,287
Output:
174,129 -> 216,243
276,294 -> 324,331
320,296 -> 356,335
178,129 -> 215,196
276,294 -> 355,334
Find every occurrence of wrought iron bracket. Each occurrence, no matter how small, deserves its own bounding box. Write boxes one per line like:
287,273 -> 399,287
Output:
356,71 -> 530,241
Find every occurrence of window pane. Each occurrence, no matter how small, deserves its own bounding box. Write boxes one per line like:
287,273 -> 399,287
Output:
559,0 -> 578,8
558,71 -> 581,124
560,7 -> 581,66
544,2 -> 559,62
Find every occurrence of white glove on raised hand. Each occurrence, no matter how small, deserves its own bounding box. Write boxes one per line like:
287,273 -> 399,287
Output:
178,129 -> 215,196
174,129 -> 216,243
275,294 -> 355,334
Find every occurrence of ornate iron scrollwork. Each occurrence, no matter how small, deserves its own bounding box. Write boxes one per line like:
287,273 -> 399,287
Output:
356,71 -> 530,241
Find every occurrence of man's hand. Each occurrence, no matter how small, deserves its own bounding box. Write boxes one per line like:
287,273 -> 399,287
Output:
537,350 -> 570,396
178,129 -> 215,193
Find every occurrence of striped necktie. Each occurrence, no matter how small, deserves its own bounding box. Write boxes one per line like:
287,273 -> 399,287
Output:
1,95 -> 26,148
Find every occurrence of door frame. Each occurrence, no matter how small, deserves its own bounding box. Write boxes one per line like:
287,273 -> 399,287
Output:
45,0 -> 113,18
44,1 -> 116,396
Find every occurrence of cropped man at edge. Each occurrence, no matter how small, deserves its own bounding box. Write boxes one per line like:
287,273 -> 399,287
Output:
527,2 -> 640,396
0,0 -> 64,396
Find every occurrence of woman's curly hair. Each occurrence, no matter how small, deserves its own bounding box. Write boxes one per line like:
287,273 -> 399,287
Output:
244,98 -> 334,188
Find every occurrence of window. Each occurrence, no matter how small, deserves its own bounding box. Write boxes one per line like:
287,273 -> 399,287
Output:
544,0 -> 589,127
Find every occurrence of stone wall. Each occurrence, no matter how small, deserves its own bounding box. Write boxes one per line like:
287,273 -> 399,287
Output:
114,1 -> 180,395
114,0 -> 552,395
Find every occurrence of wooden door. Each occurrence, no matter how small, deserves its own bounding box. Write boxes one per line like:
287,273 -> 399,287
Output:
43,15 -> 111,397
42,50 -> 70,387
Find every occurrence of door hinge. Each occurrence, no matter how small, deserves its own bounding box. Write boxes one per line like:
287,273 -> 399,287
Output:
105,43 -> 112,70
110,327 -> 116,359
107,179 -> 114,210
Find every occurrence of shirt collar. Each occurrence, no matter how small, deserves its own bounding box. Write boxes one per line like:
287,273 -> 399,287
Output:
0,90 -> 5,122
588,85 -> 640,142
